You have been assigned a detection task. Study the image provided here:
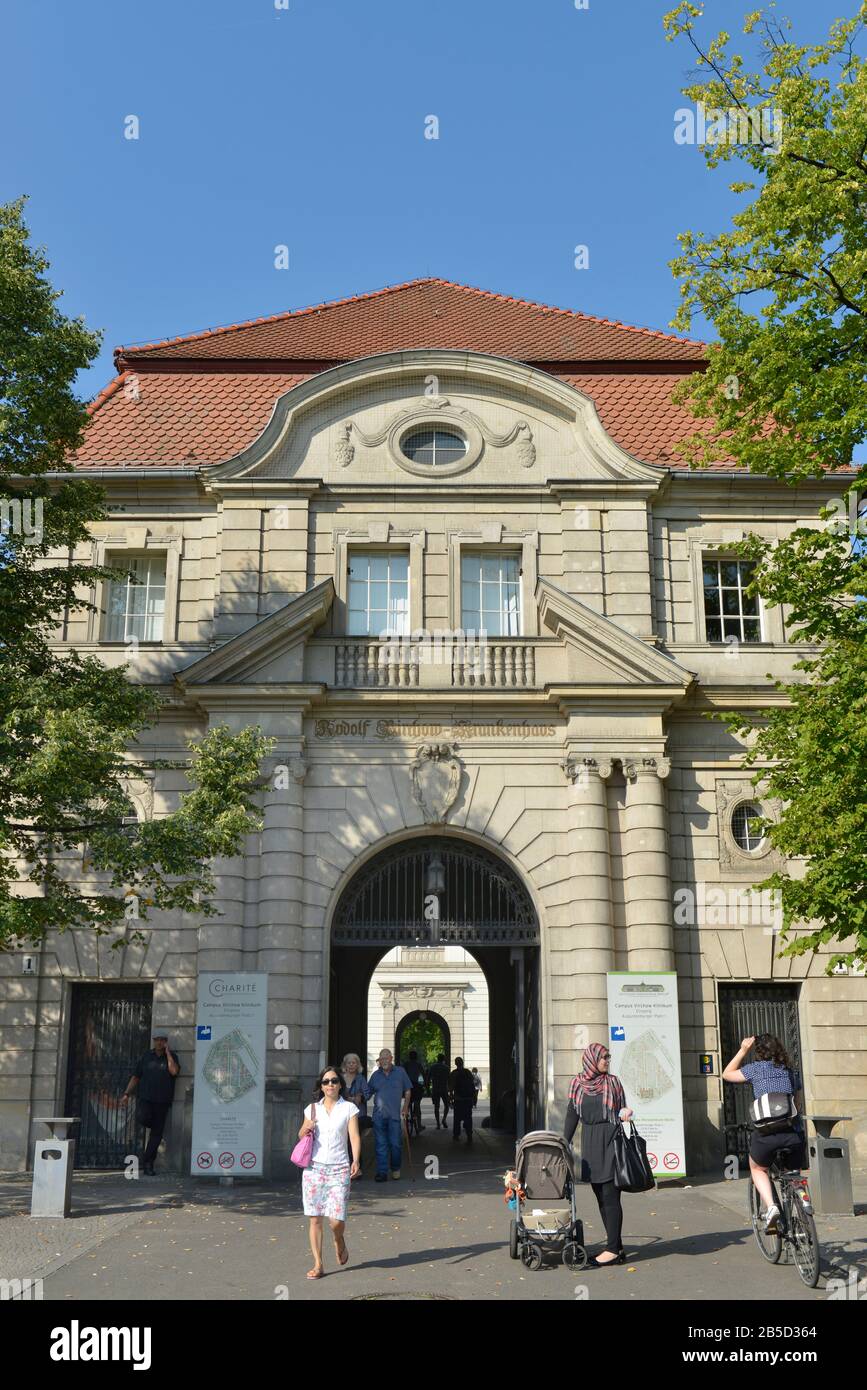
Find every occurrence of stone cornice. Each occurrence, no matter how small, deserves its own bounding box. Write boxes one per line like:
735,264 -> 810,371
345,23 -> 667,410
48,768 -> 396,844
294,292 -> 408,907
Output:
174,579 -> 334,688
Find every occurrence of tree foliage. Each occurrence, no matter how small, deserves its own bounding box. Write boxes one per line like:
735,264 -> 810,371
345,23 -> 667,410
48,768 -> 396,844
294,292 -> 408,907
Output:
0,198 -> 269,949
664,6 -> 867,971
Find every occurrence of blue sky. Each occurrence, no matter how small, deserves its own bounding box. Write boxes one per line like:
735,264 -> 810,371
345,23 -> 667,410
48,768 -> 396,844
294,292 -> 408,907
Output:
2,0 -> 844,399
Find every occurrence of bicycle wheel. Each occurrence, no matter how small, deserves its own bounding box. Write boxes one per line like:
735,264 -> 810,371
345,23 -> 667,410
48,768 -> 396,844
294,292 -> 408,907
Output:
748,1179 -> 782,1263
789,1195 -> 820,1288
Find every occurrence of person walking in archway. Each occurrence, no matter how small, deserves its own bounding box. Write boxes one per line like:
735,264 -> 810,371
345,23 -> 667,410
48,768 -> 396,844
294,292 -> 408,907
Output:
429,1052 -> 450,1129
340,1052 -> 370,1177
449,1056 -> 476,1144
564,1042 -> 633,1267
367,1049 -> 412,1181
297,1065 -> 360,1279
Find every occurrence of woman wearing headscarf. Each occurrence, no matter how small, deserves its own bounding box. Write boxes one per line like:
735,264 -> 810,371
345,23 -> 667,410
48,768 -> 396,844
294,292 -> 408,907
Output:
564,1041 -> 633,1267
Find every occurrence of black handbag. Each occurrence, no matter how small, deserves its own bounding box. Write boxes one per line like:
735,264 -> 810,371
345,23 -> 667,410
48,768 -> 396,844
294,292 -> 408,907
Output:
612,1119 -> 656,1193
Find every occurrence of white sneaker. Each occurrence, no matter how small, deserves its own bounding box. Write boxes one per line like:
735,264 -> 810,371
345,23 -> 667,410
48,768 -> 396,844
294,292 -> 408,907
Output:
763,1203 -> 780,1233
390,1169 -> 401,1180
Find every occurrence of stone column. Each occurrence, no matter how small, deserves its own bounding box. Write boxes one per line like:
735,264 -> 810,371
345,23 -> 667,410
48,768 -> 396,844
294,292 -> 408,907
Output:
257,750 -> 306,1078
558,757 -> 615,1079
622,756 -> 674,971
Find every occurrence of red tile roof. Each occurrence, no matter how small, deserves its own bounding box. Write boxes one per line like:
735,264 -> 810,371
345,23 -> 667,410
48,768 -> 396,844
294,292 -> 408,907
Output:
74,368 -> 715,469
74,279 -> 719,470
116,278 -> 706,365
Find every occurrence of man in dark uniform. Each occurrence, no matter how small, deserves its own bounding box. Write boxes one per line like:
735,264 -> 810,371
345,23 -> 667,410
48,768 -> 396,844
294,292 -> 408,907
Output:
429,1052 -> 450,1129
449,1056 -> 476,1145
120,1033 -> 180,1175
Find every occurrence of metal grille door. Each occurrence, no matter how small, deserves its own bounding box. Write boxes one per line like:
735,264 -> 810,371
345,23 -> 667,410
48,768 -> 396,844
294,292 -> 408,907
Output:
719,984 -> 802,1167
64,985 -> 153,1168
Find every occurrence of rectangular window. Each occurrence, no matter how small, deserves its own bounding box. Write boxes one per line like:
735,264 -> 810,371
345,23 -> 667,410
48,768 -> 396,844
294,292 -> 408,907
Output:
702,558 -> 761,643
104,554 -> 167,643
461,552 -> 521,637
347,551 -> 409,636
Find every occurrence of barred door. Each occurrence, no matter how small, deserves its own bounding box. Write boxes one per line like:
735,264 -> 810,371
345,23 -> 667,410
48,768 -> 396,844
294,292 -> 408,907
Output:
718,984 -> 802,1167
64,985 -> 153,1168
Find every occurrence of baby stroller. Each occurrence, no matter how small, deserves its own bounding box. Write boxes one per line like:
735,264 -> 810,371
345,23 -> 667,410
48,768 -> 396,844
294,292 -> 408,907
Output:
505,1131 -> 588,1271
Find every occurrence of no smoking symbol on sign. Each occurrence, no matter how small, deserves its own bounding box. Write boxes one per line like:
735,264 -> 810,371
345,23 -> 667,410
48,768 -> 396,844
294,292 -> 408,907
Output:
196,1152 -> 213,1170
240,1152 -> 256,1169
219,1152 -> 235,1169
647,1153 -> 658,1169
663,1152 -> 679,1170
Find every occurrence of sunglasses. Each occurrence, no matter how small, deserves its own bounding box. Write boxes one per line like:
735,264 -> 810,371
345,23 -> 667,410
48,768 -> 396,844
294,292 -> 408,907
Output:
321,1077 -> 340,1085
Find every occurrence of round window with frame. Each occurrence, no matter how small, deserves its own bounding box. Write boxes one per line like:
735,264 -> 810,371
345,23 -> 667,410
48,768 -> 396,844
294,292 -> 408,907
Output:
731,801 -> 766,853
400,427 -> 468,469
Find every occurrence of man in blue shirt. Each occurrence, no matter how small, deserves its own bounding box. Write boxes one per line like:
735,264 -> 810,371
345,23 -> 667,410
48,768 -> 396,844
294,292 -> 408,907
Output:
367,1049 -> 412,1182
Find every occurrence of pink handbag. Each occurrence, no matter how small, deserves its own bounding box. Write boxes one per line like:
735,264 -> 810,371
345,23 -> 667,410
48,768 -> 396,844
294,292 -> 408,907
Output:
290,1101 -> 316,1169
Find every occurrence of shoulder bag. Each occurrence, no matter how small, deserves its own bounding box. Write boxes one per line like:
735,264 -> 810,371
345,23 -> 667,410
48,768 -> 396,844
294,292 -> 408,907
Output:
290,1101 -> 316,1169
612,1118 -> 656,1193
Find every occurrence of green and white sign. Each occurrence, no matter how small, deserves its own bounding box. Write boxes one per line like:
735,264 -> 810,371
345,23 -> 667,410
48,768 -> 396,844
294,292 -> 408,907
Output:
606,971 -> 686,1179
191,972 -> 268,1177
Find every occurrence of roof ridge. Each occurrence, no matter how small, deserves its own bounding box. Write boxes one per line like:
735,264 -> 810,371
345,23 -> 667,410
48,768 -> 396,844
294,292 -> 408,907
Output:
115,278 -> 707,359
87,373 -> 126,414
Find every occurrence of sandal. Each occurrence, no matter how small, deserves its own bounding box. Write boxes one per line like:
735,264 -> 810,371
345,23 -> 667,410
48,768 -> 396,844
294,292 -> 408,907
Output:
306,1265 -> 324,1280
335,1238 -> 349,1267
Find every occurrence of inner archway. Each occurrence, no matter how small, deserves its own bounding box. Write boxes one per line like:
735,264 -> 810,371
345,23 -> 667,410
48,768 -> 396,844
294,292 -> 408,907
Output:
394,1010 -> 451,1068
328,834 -> 541,1132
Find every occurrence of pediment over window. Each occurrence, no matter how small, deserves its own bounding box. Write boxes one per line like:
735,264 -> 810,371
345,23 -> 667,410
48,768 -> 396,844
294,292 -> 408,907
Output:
203,350 -> 669,489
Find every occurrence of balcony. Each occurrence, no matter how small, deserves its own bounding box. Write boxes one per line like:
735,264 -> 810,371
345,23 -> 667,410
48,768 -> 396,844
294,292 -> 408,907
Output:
324,636 -> 545,689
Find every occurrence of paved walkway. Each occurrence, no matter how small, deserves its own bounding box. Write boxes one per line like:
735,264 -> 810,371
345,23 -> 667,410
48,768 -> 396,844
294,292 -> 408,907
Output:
2,1121 -> 865,1302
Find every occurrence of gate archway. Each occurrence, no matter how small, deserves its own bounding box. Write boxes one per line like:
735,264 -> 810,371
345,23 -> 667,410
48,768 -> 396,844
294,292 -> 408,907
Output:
328,835 -> 541,1132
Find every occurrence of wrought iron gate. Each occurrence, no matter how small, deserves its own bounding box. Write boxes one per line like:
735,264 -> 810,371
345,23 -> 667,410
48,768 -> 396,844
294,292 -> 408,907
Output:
719,984 -> 802,1167
64,985 -> 153,1168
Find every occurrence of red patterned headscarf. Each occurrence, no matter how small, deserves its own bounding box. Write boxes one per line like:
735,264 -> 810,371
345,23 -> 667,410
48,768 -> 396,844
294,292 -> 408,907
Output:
569,1041 -> 626,1120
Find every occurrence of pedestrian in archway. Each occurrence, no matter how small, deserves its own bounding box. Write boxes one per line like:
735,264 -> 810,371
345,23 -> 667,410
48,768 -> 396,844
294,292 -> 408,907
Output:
564,1042 -> 633,1267
297,1065 -> 360,1279
340,1052 -> 371,1178
367,1049 -> 412,1181
449,1056 -> 476,1144
429,1052 -> 450,1129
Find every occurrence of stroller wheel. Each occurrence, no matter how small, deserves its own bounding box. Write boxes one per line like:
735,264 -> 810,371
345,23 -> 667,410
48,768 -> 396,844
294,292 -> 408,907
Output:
521,1243 -> 542,1271
509,1219 -> 519,1260
563,1241 -> 588,1271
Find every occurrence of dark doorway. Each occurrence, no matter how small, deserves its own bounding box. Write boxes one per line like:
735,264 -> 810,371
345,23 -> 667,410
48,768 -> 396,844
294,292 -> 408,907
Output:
395,1010 -> 451,1068
64,984 -> 153,1168
719,983 -> 803,1167
329,836 -> 541,1133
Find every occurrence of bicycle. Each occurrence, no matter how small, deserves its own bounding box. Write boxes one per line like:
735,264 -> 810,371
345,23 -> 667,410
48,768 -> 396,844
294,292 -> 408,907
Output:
748,1144 -> 820,1288
405,1094 -> 423,1139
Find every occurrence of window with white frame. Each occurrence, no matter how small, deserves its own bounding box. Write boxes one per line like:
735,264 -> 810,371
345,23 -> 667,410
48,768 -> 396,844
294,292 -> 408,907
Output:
104,553 -> 167,642
702,558 -> 761,643
461,552 -> 521,636
347,551 -> 409,636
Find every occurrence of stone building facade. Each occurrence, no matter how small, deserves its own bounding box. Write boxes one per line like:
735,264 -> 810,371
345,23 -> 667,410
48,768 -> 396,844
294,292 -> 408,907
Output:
1,280 -> 864,1175
367,946 -> 489,1085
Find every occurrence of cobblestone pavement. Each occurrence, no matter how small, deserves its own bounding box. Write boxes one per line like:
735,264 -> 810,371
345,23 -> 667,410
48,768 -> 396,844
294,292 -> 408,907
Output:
2,1124 -> 865,1303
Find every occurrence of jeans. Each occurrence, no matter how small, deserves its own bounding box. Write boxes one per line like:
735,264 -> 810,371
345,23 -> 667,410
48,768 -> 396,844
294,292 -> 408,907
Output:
373,1115 -> 403,1174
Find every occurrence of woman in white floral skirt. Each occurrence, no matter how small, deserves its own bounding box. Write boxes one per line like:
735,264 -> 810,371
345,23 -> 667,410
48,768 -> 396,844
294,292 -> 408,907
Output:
297,1065 -> 361,1279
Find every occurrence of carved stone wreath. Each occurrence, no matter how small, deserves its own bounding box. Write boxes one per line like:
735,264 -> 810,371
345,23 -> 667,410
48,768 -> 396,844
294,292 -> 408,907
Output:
715,778 -> 782,874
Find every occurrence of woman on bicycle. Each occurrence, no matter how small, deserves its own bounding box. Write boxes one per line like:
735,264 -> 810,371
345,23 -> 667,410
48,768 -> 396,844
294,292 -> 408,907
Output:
722,1034 -> 805,1233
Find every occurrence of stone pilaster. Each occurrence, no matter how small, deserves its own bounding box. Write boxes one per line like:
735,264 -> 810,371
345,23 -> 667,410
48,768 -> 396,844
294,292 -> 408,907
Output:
622,755 -> 674,971
258,749 -> 306,1080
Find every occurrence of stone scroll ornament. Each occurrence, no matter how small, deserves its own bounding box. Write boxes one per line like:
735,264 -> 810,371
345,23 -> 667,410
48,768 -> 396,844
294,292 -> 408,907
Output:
332,400 -> 536,467
410,743 -> 463,824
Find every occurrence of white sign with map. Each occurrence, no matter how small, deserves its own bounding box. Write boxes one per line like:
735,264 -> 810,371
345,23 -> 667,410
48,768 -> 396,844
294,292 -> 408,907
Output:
190,973 -> 268,1177
606,971 -> 686,1179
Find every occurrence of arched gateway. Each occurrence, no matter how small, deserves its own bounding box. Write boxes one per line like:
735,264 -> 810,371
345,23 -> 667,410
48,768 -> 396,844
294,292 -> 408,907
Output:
329,836 -> 542,1132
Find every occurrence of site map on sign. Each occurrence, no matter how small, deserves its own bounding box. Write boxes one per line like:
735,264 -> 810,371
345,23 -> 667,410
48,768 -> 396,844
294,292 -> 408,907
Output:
202,1028 -> 260,1103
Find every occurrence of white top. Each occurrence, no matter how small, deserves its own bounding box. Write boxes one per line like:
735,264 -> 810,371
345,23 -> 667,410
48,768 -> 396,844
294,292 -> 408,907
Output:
303,1097 -> 355,1167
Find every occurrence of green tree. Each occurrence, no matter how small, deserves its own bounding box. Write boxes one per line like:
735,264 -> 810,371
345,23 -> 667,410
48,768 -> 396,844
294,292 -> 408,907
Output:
399,1017 -> 446,1067
0,198 -> 269,949
664,5 -> 867,971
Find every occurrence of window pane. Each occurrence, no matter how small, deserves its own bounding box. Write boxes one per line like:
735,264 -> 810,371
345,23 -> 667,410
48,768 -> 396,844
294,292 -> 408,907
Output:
368,556 -> 388,582
741,590 -> 759,616
702,562 -> 718,588
743,619 -> 762,642
721,562 -> 740,587
706,619 -> 722,642
389,555 -> 408,581
462,555 -> 481,583
704,589 -> 720,617
347,609 -> 368,635
723,618 -> 741,638
722,588 -> 741,616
